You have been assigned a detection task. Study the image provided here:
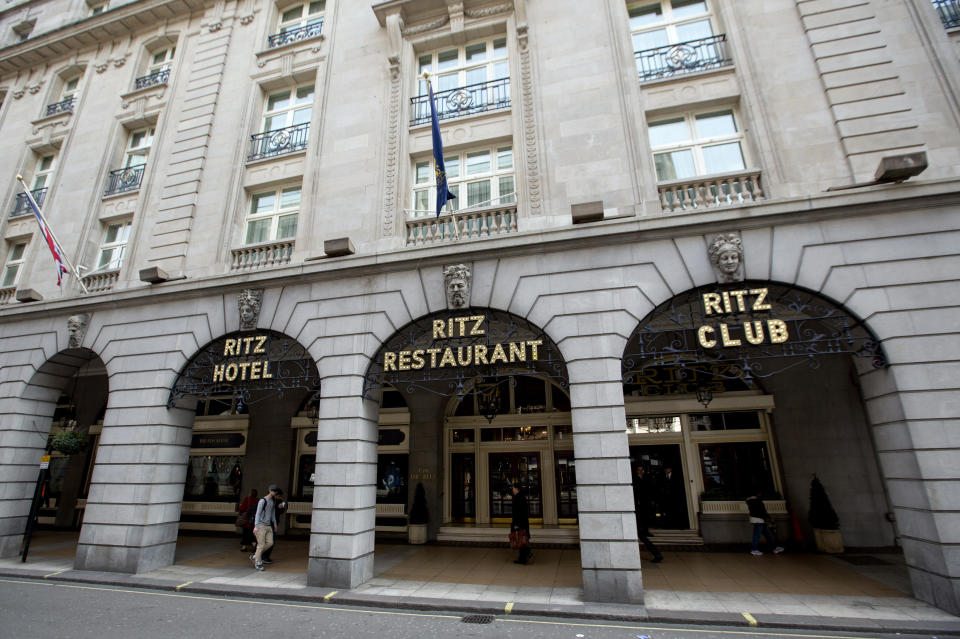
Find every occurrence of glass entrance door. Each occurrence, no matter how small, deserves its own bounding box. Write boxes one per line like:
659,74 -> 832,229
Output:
488,452 -> 542,521
555,452 -> 577,523
629,443 -> 689,529
451,453 -> 476,522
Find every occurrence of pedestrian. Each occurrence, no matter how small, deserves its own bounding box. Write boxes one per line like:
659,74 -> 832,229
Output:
236,488 -> 258,552
633,465 -> 664,563
745,490 -> 784,556
510,483 -> 532,565
251,484 -> 279,571
259,488 -> 287,565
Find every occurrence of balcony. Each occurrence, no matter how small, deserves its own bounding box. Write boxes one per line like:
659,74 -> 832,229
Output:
268,21 -> 323,48
104,164 -> 145,196
934,0 -> 960,28
135,68 -> 170,90
81,269 -> 119,293
410,78 -> 511,126
657,169 -> 764,213
635,35 -> 731,82
0,287 -> 14,305
248,123 -> 310,162
45,96 -> 76,117
12,187 -> 47,217
230,240 -> 294,270
406,203 -> 518,246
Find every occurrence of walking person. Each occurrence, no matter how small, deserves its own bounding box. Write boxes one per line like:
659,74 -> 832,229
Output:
259,488 -> 287,565
633,465 -> 664,563
746,490 -> 784,556
251,484 -> 280,571
236,489 -> 258,552
510,483 -> 532,565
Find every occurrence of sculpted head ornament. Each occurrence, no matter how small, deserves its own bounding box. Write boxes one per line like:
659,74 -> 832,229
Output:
443,264 -> 472,309
708,232 -> 744,283
237,289 -> 263,331
66,314 -> 89,349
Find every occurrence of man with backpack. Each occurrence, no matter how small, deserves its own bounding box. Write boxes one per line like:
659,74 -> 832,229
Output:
251,484 -> 280,571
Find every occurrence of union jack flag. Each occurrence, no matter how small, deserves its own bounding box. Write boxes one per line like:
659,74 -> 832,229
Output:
23,191 -> 69,286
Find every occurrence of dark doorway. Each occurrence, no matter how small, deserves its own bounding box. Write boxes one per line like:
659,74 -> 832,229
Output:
630,444 -> 689,529
488,452 -> 542,522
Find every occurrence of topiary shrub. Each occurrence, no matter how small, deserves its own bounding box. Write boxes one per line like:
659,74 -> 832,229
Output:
809,475 -> 840,530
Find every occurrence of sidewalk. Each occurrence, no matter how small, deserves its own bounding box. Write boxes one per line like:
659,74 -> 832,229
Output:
3,530 -> 958,635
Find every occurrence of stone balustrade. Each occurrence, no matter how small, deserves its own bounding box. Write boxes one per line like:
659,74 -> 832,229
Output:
658,170 -> 764,213
81,269 -> 120,293
230,240 -> 294,270
0,287 -> 14,305
406,204 -> 518,246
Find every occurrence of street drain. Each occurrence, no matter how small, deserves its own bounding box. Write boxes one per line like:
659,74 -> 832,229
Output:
461,614 -> 495,624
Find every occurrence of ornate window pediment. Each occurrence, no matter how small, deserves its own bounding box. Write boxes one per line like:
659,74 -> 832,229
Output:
373,1 -> 516,36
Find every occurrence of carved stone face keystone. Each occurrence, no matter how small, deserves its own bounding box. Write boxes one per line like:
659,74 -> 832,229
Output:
708,232 -> 744,283
67,314 -> 89,349
443,264 -> 472,309
237,289 -> 263,331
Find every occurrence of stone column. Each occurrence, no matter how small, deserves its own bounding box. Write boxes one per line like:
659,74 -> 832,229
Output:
307,358 -> 378,588
567,336 -> 643,604
74,384 -> 194,573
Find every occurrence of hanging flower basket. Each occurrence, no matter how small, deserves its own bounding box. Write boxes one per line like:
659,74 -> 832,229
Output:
51,425 -> 87,455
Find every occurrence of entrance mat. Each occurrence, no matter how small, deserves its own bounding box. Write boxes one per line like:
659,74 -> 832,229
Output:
835,555 -> 893,566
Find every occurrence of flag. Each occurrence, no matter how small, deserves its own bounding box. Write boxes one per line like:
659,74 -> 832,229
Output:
427,80 -> 456,217
23,190 -> 69,286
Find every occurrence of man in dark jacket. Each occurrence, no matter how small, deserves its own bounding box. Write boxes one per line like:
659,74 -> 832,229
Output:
510,483 -> 532,565
746,491 -> 784,556
633,465 -> 664,563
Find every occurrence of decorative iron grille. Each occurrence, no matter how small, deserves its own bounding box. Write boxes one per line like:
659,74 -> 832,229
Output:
363,308 -> 568,400
45,96 -> 76,117
12,188 -> 47,216
104,164 -> 145,196
622,282 -> 886,391
268,21 -> 324,48
248,122 -> 310,161
635,34 -> 731,82
135,68 -> 170,90
410,77 -> 511,126
934,0 -> 960,28
168,330 -> 320,409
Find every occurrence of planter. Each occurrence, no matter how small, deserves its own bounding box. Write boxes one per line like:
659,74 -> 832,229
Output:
408,523 -> 427,545
813,528 -> 844,553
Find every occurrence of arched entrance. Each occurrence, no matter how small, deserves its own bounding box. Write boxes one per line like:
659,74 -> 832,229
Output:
622,282 -> 892,549
0,348 -> 107,559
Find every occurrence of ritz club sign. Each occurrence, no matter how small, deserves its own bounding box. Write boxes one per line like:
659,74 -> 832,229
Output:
695,288 -> 789,348
381,315 -> 543,372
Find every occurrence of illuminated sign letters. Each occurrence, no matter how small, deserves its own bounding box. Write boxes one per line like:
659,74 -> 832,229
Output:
696,288 -> 789,348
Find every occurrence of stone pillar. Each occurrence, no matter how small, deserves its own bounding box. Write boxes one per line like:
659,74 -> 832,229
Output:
307,360 -> 378,588
74,384 -> 194,573
406,392 -> 447,539
567,337 -> 643,604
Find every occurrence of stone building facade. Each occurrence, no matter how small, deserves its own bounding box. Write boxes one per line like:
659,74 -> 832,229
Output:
0,0 -> 958,613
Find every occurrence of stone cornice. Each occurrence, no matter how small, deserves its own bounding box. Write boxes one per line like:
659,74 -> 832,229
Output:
1,177 -> 958,321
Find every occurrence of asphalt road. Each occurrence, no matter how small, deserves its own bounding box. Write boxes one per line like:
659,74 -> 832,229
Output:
0,577 -> 944,639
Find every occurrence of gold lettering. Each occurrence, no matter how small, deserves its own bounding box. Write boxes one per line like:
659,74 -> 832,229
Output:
720,323 -> 741,347
448,318 -> 454,339
253,335 -> 267,354
722,291 -> 733,314
426,348 -> 442,367
223,339 -> 237,356
728,290 -> 749,312
703,293 -> 723,315
489,343 -> 508,364
383,352 -> 397,372
697,325 -> 717,348
411,350 -> 425,369
743,321 -> 765,345
527,339 -> 542,360
261,361 -> 273,378
456,346 -> 473,366
509,342 -> 525,362
455,316 -> 469,337
439,347 -> 456,367
249,361 -> 262,380
432,320 -> 446,339
470,315 -> 485,336
213,364 -> 226,382
768,319 -> 789,343
243,336 -> 257,355
398,351 -> 412,371
224,363 -> 239,382
751,288 -> 771,311
237,362 -> 251,380
474,344 -> 489,365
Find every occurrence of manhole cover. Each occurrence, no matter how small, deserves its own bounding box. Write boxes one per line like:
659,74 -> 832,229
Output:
461,614 -> 495,624
837,555 -> 893,566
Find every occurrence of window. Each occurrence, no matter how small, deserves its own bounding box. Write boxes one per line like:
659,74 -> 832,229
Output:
32,154 -> 56,191
60,76 -> 81,103
412,145 -> 515,214
629,0 -> 714,52
245,185 -> 300,244
89,2 -> 108,15
1,241 -> 27,288
648,109 -> 745,181
262,85 -> 314,132
278,1 -> 325,34
95,221 -> 131,271
414,38 -> 510,123
149,46 -> 175,74
125,127 -> 154,167
699,441 -> 775,500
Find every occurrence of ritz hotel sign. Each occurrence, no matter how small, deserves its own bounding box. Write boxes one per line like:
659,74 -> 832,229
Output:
381,315 -> 543,371
696,288 -> 789,348
211,335 -> 274,382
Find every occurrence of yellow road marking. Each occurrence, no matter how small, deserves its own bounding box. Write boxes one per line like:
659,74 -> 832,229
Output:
323,590 -> 338,602
742,612 -> 758,627
175,581 -> 193,591
43,570 -> 66,579
504,602 -> 514,614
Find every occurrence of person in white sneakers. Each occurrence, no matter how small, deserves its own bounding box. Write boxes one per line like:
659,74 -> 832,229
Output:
251,484 -> 279,571
745,491 -> 784,556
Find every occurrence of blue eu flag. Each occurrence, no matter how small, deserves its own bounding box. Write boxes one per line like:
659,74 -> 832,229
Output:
428,80 -> 456,217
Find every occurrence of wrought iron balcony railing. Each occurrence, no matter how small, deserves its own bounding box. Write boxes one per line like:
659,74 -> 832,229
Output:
12,187 -> 47,216
268,20 -> 323,48
135,68 -> 170,90
248,122 -> 310,162
104,164 -> 145,196
45,96 -> 76,117
410,77 -> 511,126
934,0 -> 960,28
635,34 -> 731,82
658,169 -> 764,213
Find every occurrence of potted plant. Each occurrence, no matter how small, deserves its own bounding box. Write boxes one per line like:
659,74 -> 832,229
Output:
50,420 -> 87,456
408,482 -> 428,545
809,475 -> 843,553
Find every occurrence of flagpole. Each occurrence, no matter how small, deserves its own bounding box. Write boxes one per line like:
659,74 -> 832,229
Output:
422,71 -> 460,242
16,175 -> 89,294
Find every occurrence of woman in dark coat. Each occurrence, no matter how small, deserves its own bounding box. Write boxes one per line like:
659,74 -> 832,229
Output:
510,482 -> 532,564
237,489 -> 258,552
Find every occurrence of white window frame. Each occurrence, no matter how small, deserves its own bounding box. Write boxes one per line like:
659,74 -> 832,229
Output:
647,108 -> 746,181
95,220 -> 131,272
277,1 -> 325,34
60,75 -> 81,103
628,0 -> 716,52
411,145 -> 515,216
149,46 -> 176,74
261,84 -> 314,133
125,127 -> 155,167
32,153 -> 57,191
417,37 -> 509,96
244,185 -> 301,245
1,241 -> 27,289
